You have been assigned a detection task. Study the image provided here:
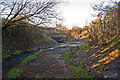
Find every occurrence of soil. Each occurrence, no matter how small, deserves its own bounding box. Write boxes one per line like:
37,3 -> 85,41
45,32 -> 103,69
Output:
19,48 -> 69,78
4,41 -> 119,78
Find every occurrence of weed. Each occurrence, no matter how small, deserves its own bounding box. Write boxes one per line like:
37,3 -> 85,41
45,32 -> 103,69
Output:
7,68 -> 23,78
55,76 -> 64,78
45,51 -> 55,54
39,54 -> 43,56
61,52 -> 72,63
67,63 -> 90,78
61,48 -> 93,78
21,54 -> 37,65
97,65 -> 105,72
35,50 -> 43,55
35,75 -> 40,78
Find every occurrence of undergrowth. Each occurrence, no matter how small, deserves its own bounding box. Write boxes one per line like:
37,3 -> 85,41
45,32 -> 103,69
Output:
61,47 -> 95,78
21,54 -> 37,65
45,51 -> 55,54
7,68 -> 23,78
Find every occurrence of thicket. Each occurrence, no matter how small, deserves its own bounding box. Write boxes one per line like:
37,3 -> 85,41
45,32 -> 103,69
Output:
87,1 -> 119,47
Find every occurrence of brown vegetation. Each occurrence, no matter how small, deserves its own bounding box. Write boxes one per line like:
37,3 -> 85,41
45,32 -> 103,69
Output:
2,25 -> 58,60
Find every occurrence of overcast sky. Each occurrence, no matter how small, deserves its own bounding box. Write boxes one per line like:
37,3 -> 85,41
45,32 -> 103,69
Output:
60,0 -> 112,29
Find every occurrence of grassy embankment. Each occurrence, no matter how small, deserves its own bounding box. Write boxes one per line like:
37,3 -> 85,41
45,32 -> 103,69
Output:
2,24 -> 59,60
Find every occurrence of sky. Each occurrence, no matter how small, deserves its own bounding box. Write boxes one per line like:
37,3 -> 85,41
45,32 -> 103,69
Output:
1,0 -> 117,29
60,0 -> 102,29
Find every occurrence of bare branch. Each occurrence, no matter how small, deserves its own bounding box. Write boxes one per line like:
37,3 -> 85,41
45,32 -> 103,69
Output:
1,0 -> 63,29
4,2 -> 17,24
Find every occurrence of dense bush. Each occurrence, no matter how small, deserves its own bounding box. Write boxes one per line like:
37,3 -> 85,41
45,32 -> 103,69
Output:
87,1 -> 119,46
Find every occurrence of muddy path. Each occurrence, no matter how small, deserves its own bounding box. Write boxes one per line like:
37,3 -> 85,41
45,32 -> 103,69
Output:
2,50 -> 39,77
19,42 -> 84,78
19,48 -> 69,78
3,41 -> 83,77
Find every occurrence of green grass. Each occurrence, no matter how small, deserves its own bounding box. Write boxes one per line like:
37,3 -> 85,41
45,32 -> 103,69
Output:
62,52 -> 73,64
35,75 -> 40,78
20,51 -> 55,65
97,65 -> 105,73
61,48 -> 94,78
45,51 -> 55,54
68,65 -> 90,78
7,51 -> 41,78
21,54 -> 37,65
7,68 -> 23,78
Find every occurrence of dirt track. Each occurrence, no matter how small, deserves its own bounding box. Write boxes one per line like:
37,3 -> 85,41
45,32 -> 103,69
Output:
19,48 -> 69,78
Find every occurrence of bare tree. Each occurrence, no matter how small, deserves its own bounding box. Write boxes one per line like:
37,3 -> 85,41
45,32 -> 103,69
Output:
0,0 -> 63,30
